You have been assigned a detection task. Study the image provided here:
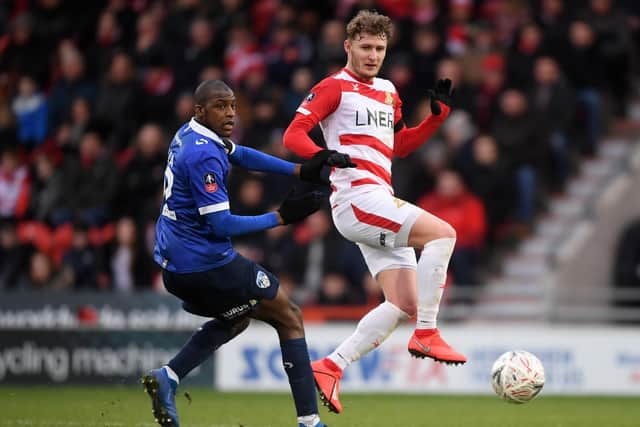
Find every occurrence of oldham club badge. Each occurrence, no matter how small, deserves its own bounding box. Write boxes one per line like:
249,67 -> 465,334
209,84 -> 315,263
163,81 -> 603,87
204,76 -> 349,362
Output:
204,172 -> 217,192
256,271 -> 271,289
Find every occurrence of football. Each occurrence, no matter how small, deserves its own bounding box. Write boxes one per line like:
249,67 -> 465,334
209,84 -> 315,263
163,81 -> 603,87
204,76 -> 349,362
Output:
491,350 -> 545,403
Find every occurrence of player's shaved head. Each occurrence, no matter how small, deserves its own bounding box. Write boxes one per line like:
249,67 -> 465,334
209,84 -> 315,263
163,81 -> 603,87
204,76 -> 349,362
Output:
194,80 -> 232,105
193,79 -> 236,137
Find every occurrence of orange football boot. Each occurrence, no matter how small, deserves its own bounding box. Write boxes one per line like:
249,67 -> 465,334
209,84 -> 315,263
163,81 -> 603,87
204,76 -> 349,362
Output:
408,328 -> 467,365
311,358 -> 343,413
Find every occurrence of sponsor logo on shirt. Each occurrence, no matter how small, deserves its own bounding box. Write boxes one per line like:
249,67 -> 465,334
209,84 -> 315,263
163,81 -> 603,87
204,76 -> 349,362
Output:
355,108 -> 394,129
204,172 -> 217,192
305,92 -> 316,102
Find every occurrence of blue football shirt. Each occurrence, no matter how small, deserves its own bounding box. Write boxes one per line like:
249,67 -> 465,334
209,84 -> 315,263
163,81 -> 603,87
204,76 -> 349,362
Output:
154,118 -> 237,273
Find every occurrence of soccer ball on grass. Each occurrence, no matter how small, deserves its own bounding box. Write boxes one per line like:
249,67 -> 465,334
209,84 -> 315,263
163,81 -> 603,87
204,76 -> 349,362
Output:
490,350 -> 545,403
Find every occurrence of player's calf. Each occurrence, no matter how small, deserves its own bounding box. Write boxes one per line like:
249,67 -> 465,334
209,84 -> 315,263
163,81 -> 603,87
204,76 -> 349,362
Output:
252,288 -> 324,426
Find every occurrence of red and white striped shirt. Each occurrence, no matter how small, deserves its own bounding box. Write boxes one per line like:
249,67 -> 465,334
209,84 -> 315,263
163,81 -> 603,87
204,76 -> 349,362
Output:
283,68 -> 449,205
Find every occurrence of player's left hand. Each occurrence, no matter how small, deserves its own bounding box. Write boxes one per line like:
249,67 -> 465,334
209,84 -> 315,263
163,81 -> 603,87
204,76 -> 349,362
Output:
326,151 -> 356,168
277,188 -> 325,224
428,78 -> 454,116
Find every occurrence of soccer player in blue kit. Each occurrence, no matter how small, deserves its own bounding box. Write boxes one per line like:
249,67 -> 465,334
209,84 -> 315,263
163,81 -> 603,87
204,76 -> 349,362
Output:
142,80 -> 350,427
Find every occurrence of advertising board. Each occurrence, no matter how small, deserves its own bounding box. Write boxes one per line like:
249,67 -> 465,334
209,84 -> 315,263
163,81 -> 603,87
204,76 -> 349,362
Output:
216,324 -> 640,395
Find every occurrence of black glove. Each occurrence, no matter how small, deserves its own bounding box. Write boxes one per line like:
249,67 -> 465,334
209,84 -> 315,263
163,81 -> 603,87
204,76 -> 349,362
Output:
299,150 -> 333,184
427,78 -> 454,116
326,151 -> 357,168
299,150 -> 357,185
277,188 -> 325,225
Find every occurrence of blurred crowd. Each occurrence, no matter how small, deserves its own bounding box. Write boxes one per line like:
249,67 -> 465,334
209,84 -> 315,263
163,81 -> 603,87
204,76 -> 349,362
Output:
0,0 -> 638,305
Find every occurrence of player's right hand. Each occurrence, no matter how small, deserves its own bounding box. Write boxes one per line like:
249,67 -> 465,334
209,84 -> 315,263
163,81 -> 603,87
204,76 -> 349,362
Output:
277,188 -> 325,225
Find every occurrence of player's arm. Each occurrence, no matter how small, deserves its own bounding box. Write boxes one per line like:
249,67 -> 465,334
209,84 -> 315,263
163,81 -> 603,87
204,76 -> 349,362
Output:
227,141 -> 296,175
226,140 -> 350,185
188,153 -> 324,237
206,209 -> 280,237
205,190 -> 325,237
282,112 -> 323,159
186,152 -> 278,236
283,78 -> 340,159
283,78 -> 355,168
393,79 -> 454,158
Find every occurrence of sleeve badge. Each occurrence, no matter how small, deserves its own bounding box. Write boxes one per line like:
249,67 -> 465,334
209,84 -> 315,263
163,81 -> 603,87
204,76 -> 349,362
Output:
204,172 -> 218,192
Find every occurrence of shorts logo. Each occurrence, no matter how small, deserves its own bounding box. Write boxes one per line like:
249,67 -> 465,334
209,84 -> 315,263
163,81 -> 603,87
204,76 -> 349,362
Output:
220,303 -> 250,319
393,198 -> 406,208
256,271 -> 271,289
305,92 -> 316,102
204,172 -> 217,192
379,232 -> 386,247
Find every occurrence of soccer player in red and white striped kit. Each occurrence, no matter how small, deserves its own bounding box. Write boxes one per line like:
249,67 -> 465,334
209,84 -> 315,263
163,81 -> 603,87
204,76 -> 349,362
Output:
283,10 -> 467,413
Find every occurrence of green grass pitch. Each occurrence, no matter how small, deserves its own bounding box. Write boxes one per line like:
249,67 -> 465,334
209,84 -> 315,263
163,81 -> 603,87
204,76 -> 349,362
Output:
2,386 -> 639,427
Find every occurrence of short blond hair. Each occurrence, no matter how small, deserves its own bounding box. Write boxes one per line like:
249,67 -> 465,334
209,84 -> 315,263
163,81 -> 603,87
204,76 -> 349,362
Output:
346,10 -> 393,41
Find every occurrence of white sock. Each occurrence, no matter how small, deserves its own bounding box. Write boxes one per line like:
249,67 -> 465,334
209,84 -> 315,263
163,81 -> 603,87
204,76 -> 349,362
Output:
328,301 -> 410,370
162,365 -> 180,385
297,414 -> 320,426
416,237 -> 456,329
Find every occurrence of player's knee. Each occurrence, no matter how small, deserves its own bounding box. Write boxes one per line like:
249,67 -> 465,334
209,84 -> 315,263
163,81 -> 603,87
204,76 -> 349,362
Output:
421,222 -> 456,244
438,223 -> 456,240
411,218 -> 457,247
281,301 -> 305,335
288,302 -> 305,330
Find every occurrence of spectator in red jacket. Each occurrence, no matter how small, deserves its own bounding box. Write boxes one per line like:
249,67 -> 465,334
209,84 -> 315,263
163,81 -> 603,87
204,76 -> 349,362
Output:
417,169 -> 487,286
0,147 -> 30,220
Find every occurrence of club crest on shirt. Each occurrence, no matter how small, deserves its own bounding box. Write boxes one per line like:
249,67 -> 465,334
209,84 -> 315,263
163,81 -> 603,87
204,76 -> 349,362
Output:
385,91 -> 394,106
256,271 -> 271,288
203,172 -> 217,192
305,92 -> 316,102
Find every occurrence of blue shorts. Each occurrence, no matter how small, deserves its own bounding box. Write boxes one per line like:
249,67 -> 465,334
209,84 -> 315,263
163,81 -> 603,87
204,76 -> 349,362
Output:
162,253 -> 279,322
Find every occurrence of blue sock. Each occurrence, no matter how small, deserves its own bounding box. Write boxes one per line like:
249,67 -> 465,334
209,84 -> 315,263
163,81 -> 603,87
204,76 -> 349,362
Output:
281,337 -> 318,417
168,320 -> 231,379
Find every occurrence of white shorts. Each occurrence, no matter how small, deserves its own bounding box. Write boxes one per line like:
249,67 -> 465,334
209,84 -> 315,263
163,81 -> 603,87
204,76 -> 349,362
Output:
331,189 -> 423,277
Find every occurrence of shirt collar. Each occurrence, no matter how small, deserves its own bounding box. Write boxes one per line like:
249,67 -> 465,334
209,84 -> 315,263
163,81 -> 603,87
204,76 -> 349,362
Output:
342,67 -> 374,85
189,117 -> 223,144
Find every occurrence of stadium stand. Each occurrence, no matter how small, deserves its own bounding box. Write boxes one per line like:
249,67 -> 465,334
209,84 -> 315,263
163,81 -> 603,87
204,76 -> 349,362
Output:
0,0 -> 639,322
